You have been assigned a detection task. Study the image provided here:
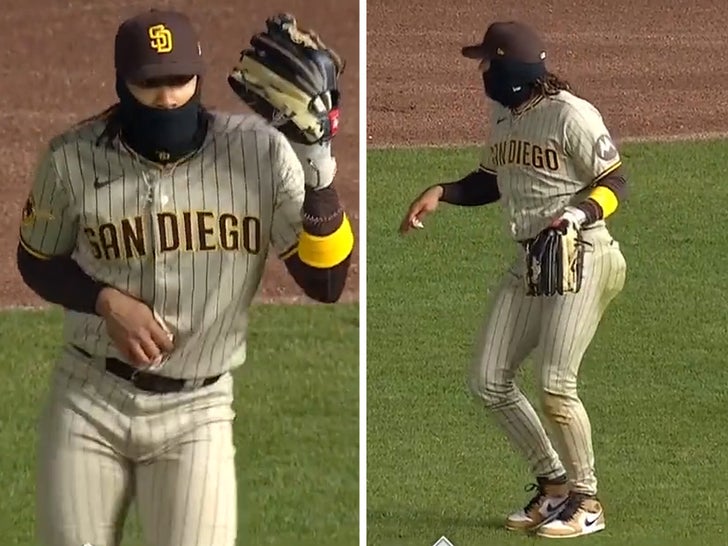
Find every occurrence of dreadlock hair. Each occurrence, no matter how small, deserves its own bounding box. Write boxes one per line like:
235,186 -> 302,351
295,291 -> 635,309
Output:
71,103 -> 123,148
533,71 -> 574,96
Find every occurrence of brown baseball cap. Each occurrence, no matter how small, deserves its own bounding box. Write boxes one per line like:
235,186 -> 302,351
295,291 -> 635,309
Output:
461,21 -> 546,63
114,9 -> 205,82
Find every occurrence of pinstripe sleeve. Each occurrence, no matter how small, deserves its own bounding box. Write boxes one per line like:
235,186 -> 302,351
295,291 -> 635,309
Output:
19,147 -> 78,258
478,103 -> 506,174
478,145 -> 496,174
269,133 -> 305,257
563,103 -> 622,184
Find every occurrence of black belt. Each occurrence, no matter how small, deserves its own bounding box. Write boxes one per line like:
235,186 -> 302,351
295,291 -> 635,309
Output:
71,345 -> 222,394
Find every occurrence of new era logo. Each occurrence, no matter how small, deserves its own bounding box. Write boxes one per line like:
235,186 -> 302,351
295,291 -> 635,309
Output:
432,536 -> 455,546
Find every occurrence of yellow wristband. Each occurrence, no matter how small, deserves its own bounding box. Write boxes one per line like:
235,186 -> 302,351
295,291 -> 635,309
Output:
298,214 -> 354,268
588,186 -> 619,219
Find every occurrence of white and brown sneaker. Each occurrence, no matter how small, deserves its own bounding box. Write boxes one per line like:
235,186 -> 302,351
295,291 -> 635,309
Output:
536,492 -> 605,539
505,477 -> 569,531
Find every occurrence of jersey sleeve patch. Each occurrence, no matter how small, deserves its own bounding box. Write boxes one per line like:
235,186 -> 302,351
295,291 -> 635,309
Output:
21,194 -> 36,226
19,148 -> 78,257
21,192 -> 56,226
595,134 -> 619,162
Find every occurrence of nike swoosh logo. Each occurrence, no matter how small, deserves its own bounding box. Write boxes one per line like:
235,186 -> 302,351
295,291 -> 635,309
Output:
93,176 -> 119,189
546,502 -> 563,512
584,513 -> 602,526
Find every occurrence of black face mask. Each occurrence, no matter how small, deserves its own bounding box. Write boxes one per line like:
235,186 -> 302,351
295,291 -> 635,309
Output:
115,77 -> 207,163
482,59 -> 546,109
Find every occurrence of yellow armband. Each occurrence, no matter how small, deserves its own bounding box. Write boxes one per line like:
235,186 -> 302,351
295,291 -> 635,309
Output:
588,186 -> 619,219
298,214 -> 354,268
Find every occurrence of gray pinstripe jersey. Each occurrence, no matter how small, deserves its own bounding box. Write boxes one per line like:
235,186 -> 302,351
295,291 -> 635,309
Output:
479,90 -> 622,241
20,111 -> 305,379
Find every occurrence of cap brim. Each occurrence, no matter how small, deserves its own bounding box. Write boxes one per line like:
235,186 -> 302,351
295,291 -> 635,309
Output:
127,62 -> 205,83
461,44 -> 489,59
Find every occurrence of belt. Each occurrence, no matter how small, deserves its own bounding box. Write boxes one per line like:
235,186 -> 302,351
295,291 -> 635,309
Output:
71,345 -> 222,394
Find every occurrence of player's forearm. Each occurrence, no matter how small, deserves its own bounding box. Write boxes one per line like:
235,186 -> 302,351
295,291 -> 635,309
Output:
283,184 -> 354,303
439,169 -> 501,206
573,168 -> 628,224
16,242 -> 107,315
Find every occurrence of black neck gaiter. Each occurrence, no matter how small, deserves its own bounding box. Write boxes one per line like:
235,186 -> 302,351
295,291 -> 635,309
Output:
483,59 -> 547,109
115,77 -> 207,163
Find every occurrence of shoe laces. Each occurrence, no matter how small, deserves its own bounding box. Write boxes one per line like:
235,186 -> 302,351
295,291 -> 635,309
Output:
556,492 -> 590,521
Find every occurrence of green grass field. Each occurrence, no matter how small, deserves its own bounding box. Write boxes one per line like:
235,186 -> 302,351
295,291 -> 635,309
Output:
366,141 -> 728,546
0,304 -> 359,546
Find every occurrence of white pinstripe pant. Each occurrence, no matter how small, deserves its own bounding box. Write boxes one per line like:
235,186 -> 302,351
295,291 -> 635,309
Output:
469,225 -> 626,495
35,354 -> 238,546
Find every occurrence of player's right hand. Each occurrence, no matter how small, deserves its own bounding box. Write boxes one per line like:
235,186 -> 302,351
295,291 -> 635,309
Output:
95,287 -> 175,368
399,185 -> 443,235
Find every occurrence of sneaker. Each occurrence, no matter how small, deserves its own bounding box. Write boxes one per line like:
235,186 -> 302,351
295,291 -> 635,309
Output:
505,476 -> 569,531
536,492 -> 605,538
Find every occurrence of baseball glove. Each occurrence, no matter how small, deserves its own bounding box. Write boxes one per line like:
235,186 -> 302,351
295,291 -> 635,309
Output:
524,221 -> 586,297
227,13 -> 345,145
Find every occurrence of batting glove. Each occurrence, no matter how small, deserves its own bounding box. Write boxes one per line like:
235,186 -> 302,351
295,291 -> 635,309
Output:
289,140 -> 337,190
550,205 -> 587,232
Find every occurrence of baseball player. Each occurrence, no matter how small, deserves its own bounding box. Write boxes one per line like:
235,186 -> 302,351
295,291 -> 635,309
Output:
16,9 -> 353,546
400,21 -> 627,539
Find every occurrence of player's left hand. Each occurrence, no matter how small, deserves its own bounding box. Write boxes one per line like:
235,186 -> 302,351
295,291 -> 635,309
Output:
228,13 -> 345,145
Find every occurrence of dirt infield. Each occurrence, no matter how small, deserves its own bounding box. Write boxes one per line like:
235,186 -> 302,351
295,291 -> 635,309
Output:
367,0 -> 728,148
0,0 -> 359,307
